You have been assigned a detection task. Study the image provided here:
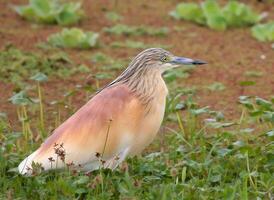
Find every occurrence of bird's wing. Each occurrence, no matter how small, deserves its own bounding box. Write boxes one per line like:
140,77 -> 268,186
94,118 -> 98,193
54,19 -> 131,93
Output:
19,84 -> 145,175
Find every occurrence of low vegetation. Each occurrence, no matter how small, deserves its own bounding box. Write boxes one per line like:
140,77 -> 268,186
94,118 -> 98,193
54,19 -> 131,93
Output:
251,22 -> 274,42
104,24 -> 169,36
1,44 -> 273,198
0,45 -> 89,87
0,86 -> 273,199
14,0 -> 84,25
170,1 -> 261,31
47,28 -> 100,49
105,11 -> 123,22
110,40 -> 171,49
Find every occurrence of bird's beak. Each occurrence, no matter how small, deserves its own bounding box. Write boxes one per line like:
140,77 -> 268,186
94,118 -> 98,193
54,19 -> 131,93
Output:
171,56 -> 207,65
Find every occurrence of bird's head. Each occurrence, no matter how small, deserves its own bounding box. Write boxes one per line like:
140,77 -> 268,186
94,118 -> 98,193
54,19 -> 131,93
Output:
129,48 -> 207,73
110,48 -> 207,89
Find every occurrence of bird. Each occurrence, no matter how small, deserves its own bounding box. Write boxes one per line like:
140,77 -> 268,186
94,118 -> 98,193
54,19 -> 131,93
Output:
18,48 -> 206,176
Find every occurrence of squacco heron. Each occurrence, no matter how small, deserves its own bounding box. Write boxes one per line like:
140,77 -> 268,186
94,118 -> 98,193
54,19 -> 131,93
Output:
18,48 -> 206,175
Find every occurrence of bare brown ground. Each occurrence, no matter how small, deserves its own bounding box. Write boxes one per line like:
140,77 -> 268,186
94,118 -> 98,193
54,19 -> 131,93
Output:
0,0 -> 273,128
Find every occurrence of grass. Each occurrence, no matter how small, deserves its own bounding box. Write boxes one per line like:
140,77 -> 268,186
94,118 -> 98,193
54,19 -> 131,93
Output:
0,45 -> 90,87
104,24 -> 169,36
0,79 -> 273,199
0,33 -> 273,200
110,40 -> 171,50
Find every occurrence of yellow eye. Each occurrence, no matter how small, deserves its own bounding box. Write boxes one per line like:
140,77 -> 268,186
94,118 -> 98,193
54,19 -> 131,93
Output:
161,56 -> 168,62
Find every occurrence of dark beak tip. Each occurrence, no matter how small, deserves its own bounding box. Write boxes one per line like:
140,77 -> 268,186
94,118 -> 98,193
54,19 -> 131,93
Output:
193,60 -> 207,65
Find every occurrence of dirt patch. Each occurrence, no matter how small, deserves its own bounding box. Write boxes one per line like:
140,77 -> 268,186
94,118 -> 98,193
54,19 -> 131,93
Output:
0,0 -> 273,126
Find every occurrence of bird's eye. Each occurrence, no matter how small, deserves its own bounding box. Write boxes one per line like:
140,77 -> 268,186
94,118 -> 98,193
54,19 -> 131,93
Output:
161,56 -> 168,62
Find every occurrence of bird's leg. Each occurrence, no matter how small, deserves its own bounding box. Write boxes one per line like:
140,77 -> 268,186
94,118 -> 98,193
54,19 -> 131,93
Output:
104,147 -> 130,170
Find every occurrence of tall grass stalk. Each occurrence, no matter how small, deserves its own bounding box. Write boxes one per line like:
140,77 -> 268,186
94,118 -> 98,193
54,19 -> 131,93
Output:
37,82 -> 46,138
95,80 -> 100,90
54,105 -> 61,128
176,111 -> 186,138
102,119 -> 112,159
246,152 -> 257,191
17,105 -> 32,142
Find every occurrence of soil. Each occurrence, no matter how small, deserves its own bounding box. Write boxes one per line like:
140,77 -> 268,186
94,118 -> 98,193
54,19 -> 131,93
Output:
0,0 -> 273,128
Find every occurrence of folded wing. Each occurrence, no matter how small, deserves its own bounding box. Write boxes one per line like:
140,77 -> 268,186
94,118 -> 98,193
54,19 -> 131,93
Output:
18,84 -> 144,175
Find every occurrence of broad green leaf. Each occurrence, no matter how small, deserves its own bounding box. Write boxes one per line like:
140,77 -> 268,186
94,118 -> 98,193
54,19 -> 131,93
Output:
47,28 -> 99,49
75,188 -> 87,194
73,176 -> 89,185
175,103 -> 185,110
30,0 -> 51,15
170,1 -> 261,31
223,1 -> 260,27
217,148 -> 232,157
262,111 -> 274,122
30,72 -> 48,82
163,69 -> 189,83
255,97 -> 272,110
9,91 -> 33,106
14,0 -> 83,25
14,6 -> 36,21
30,0 -> 56,23
216,111 -> 225,121
190,106 -> 210,115
233,140 -> 246,147
252,22 -> 274,42
86,32 -> 100,47
91,52 -> 109,63
202,0 -> 227,31
63,28 -> 85,45
266,130 -> 274,137
209,174 -> 221,183
240,128 -> 254,134
56,3 -> 82,25
207,121 -> 235,129
170,3 -> 205,24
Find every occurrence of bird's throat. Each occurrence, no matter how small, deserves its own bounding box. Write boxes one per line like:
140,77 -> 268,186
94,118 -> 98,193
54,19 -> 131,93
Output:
127,71 -> 168,107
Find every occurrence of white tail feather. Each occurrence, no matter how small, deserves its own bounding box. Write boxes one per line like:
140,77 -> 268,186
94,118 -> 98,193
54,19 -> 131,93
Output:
18,150 -> 39,176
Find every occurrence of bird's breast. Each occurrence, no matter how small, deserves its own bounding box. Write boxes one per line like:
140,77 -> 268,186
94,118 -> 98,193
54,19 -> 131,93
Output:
129,79 -> 168,155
